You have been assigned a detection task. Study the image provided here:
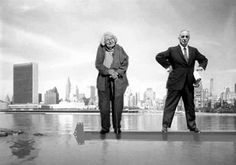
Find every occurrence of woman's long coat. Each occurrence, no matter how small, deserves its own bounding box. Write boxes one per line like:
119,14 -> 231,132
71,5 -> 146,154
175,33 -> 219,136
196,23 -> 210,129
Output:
95,44 -> 129,96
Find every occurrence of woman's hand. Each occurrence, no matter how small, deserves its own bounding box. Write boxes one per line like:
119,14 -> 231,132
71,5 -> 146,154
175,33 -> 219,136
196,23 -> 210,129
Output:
108,69 -> 118,79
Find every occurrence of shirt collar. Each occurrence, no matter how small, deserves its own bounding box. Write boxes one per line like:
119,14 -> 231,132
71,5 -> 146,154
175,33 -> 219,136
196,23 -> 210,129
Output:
179,44 -> 188,49
179,44 -> 189,50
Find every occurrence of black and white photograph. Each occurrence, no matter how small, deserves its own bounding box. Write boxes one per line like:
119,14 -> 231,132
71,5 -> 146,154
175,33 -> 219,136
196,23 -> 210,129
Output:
0,0 -> 236,164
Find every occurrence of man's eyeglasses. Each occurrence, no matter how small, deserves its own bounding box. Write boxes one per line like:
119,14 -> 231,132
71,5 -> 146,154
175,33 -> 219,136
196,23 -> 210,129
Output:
180,35 -> 189,39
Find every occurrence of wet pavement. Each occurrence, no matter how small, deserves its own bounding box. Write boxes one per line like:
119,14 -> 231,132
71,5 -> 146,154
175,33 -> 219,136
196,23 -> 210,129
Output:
0,112 -> 236,165
1,133 -> 235,165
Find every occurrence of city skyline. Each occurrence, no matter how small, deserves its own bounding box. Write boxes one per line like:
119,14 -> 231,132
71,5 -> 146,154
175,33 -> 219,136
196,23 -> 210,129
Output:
3,62 -> 236,101
2,61 -> 236,110
1,0 -> 236,100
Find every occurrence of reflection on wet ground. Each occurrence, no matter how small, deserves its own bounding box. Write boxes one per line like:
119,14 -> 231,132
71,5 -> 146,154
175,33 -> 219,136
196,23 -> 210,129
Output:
1,134 -> 235,165
1,134 -> 40,165
10,138 -> 35,159
0,112 -> 236,165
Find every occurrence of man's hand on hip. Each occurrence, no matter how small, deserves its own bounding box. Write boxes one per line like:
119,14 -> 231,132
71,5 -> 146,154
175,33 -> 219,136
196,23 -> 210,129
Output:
196,67 -> 204,71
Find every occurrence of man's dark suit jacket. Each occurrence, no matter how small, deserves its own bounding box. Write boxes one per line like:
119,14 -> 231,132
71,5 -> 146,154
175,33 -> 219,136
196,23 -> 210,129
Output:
95,44 -> 129,95
156,45 -> 208,90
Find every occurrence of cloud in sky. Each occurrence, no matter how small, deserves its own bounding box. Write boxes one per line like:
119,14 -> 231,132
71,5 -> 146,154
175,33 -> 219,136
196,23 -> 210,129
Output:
0,0 -> 236,100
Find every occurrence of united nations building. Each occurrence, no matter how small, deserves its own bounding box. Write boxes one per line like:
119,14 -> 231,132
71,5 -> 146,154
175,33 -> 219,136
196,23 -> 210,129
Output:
13,63 -> 38,104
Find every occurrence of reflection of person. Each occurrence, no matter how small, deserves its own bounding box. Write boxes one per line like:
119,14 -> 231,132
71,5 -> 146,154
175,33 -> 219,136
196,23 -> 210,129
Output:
156,30 -> 208,133
95,32 -> 129,134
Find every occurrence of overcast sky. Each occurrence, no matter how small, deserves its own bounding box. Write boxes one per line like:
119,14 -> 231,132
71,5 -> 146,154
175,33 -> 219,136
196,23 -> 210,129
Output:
0,0 -> 236,100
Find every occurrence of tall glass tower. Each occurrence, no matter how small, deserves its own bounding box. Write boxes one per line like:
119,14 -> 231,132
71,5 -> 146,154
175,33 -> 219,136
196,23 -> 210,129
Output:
13,63 -> 38,104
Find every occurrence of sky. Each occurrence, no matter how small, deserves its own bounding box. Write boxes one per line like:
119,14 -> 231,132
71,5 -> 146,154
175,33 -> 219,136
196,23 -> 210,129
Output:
0,0 -> 236,100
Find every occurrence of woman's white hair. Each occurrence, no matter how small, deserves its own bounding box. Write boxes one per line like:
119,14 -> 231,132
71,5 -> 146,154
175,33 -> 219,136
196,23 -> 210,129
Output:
100,32 -> 117,46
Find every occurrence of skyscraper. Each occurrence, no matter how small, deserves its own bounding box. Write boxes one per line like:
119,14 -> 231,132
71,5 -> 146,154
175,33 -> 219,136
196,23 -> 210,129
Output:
65,77 -> 71,101
225,87 -> 230,101
38,93 -> 42,103
90,86 -> 96,99
75,85 -> 79,101
234,83 -> 236,93
135,92 -> 140,107
144,88 -> 156,102
194,83 -> 203,108
44,87 -> 59,104
13,63 -> 38,104
210,78 -> 214,96
144,88 -> 156,109
89,86 -> 96,105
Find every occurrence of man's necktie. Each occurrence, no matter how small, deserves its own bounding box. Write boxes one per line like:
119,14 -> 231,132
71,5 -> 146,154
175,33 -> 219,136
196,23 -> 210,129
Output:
183,47 -> 188,62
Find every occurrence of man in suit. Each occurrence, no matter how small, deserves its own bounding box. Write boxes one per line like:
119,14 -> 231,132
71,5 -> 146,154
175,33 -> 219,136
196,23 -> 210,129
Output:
156,30 -> 208,133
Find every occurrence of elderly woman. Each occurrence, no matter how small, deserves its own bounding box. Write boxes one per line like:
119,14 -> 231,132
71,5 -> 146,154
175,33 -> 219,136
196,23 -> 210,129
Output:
95,32 -> 129,134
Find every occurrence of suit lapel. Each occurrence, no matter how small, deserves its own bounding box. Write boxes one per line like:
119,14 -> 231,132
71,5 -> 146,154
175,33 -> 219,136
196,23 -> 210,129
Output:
188,46 -> 194,64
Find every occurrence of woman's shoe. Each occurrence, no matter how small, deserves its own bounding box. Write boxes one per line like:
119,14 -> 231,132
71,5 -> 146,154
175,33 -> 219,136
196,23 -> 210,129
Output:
114,129 -> 121,134
100,129 -> 109,134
